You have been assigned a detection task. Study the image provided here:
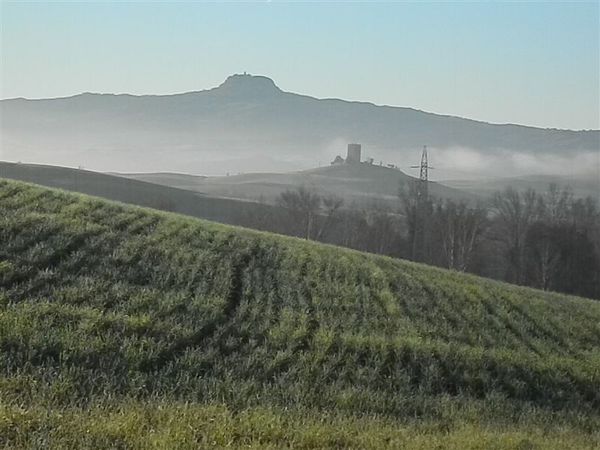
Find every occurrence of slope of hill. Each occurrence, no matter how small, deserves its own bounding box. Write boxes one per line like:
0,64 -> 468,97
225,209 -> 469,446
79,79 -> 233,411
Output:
1,73 -> 598,176
440,173 -> 600,200
0,161 -> 281,225
1,179 -> 599,448
118,162 -> 475,207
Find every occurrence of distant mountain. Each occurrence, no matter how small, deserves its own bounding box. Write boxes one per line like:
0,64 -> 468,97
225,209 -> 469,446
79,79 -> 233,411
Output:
116,162 -> 475,208
1,73 -> 598,176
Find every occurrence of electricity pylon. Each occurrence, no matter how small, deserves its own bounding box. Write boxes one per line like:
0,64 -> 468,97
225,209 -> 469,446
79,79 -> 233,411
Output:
410,146 -> 434,201
409,146 -> 434,261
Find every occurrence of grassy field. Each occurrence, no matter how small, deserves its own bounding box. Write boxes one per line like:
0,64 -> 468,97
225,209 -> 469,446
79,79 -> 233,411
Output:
1,178 -> 599,449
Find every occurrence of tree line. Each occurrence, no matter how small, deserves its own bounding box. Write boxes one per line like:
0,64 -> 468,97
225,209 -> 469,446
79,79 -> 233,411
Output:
239,183 -> 600,300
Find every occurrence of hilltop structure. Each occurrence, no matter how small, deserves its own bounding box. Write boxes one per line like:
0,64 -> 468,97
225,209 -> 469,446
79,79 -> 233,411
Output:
2,73 -> 597,176
331,143 -> 362,165
346,143 -> 362,163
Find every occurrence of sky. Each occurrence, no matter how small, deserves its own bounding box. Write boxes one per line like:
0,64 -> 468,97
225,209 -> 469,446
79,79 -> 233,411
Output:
0,1 -> 598,131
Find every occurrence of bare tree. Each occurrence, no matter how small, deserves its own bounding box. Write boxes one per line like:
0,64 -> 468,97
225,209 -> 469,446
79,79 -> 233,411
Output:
542,183 -> 573,223
524,184 -> 572,290
399,180 -> 433,262
278,186 -> 321,240
314,195 -> 344,241
433,200 -> 487,271
525,221 -> 561,290
491,188 -> 539,285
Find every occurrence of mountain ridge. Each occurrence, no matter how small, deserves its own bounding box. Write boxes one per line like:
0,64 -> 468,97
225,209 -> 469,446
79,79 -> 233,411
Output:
3,74 -> 597,132
1,73 -> 597,176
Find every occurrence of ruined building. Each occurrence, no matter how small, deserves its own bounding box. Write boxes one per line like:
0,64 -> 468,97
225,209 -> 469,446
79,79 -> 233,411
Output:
331,143 -> 362,165
346,143 -> 362,163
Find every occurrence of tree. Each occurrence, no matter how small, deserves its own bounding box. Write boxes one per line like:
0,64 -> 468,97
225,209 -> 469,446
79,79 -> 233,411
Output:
523,185 -> 571,290
432,200 -> 488,271
551,222 -> 600,299
314,195 -> 344,241
278,186 -> 321,240
490,188 -> 539,285
524,221 -> 562,290
400,180 -> 433,263
362,204 -> 403,256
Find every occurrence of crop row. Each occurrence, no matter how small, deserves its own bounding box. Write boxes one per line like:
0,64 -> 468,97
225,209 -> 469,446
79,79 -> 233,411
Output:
1,179 -> 600,422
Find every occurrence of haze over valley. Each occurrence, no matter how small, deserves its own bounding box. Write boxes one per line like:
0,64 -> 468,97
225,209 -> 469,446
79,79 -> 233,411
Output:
1,2 -> 599,448
2,73 -> 598,179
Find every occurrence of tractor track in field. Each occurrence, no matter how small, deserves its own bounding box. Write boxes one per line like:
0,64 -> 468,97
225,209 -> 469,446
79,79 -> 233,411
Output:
259,260 -> 320,382
139,245 -> 256,373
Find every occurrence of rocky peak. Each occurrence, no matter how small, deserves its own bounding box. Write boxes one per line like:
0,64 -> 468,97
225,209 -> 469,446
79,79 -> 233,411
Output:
216,73 -> 281,97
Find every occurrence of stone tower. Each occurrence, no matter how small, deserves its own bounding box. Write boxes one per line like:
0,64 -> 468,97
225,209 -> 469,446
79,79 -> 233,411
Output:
346,143 -> 361,164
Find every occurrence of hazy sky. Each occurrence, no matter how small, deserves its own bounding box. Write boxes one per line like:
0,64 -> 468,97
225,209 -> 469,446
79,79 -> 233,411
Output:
1,1 -> 598,130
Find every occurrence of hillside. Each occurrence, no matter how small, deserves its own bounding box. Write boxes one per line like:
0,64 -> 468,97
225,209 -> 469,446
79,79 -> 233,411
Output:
0,161 -> 282,225
1,179 -> 600,448
118,162 -> 475,207
2,73 -> 598,177
440,173 -> 600,200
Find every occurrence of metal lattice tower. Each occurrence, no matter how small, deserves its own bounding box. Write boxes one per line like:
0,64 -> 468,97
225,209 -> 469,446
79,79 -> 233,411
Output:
419,146 -> 429,181
408,146 -> 434,261
411,146 -> 434,200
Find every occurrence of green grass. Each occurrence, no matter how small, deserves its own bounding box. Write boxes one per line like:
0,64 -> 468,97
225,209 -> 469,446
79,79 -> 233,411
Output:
2,402 -> 597,450
1,178 -> 599,449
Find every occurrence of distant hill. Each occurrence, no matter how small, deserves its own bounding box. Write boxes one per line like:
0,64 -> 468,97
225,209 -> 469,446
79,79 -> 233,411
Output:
0,161 -> 472,221
440,173 -> 600,200
1,178 -> 599,448
117,162 -> 475,207
0,161 -> 278,225
1,73 -> 598,177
